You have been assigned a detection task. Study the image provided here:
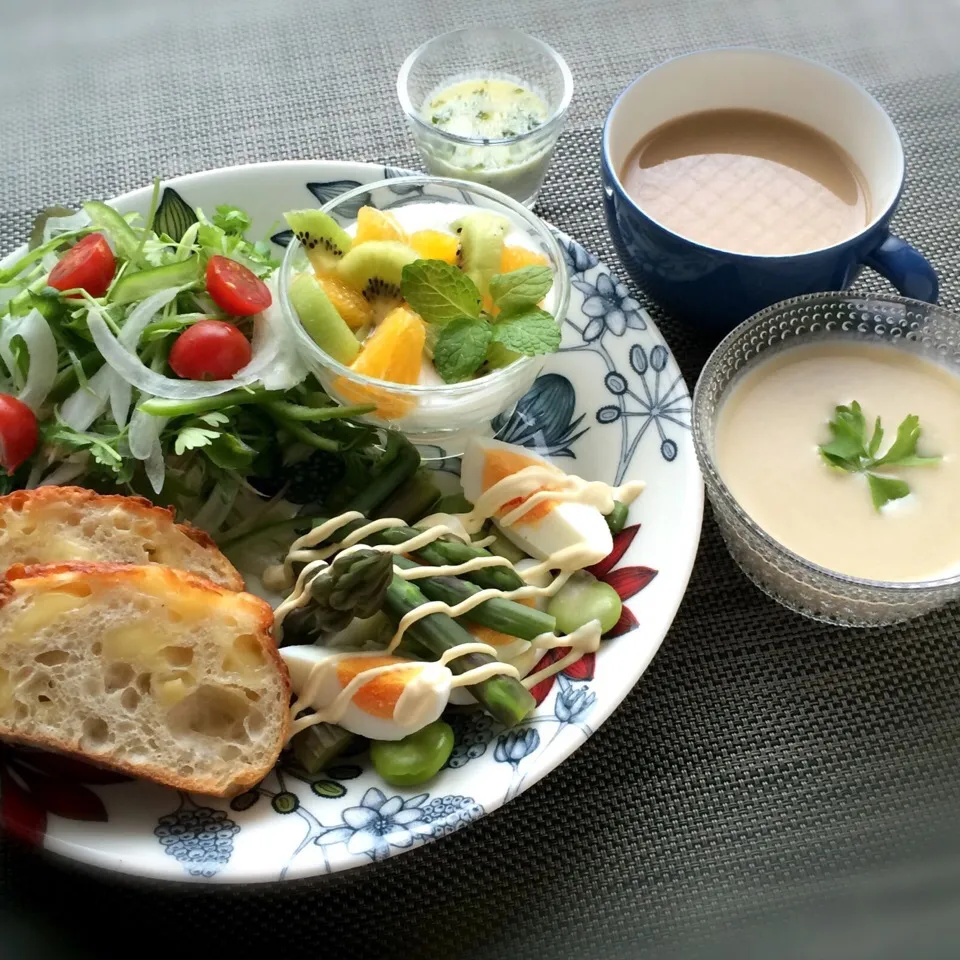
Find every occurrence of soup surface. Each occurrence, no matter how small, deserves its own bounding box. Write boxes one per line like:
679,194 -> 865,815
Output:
714,342 -> 960,581
620,108 -> 870,256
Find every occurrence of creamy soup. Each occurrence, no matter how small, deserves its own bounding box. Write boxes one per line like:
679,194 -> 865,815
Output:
714,342 -> 960,582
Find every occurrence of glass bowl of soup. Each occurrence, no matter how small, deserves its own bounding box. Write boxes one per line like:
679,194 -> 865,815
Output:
692,292 -> 960,626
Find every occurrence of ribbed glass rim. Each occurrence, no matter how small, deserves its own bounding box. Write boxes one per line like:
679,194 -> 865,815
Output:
397,27 -> 573,148
278,174 -> 570,398
692,291 -> 960,594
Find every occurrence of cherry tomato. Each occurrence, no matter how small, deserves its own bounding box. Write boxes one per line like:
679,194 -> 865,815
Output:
169,320 -> 252,381
205,255 -> 272,316
0,394 -> 38,474
47,233 -> 116,298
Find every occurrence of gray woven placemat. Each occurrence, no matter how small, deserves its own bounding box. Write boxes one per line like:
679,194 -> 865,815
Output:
3,1 -> 960,958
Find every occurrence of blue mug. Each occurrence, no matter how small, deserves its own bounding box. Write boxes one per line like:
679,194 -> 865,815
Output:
601,48 -> 939,332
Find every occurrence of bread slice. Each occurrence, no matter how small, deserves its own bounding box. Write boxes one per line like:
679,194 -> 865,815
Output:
0,562 -> 289,797
0,487 -> 242,591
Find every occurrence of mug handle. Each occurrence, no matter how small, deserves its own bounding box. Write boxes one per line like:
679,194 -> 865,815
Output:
863,233 -> 939,303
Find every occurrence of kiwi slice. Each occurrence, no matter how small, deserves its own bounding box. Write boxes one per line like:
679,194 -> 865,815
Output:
284,210 -> 352,273
453,212 -> 511,295
288,272 -> 360,365
337,240 -> 418,321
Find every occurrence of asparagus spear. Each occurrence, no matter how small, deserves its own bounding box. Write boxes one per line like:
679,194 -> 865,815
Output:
372,469 -> 442,524
279,548 -> 394,645
316,516 -> 525,592
382,576 -> 535,727
290,723 -> 355,775
392,555 -> 554,640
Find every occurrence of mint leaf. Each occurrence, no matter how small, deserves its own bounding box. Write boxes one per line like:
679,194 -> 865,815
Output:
174,426 -> 219,455
490,308 -> 561,356
867,473 -> 910,511
433,317 -> 492,382
212,204 -> 252,235
489,266 -> 553,315
401,260 -> 482,323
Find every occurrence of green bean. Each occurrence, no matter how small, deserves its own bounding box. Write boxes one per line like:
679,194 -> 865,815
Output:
605,500 -> 629,535
370,721 -> 454,786
547,571 -> 622,635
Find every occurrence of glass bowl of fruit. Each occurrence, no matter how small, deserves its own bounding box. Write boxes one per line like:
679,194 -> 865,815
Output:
278,174 -> 570,456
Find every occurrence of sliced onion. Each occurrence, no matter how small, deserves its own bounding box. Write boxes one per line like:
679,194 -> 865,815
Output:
129,401 -> 168,494
38,458 -> 89,487
144,440 -> 166,494
110,375 -> 132,428
128,404 -> 166,459
192,479 -> 239,533
61,364 -> 113,431
0,308 -> 59,411
40,251 -> 60,273
258,297 -> 308,391
42,209 -> 91,244
87,297 -> 282,400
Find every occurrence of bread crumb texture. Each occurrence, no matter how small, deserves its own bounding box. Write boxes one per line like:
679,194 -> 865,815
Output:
0,563 -> 289,797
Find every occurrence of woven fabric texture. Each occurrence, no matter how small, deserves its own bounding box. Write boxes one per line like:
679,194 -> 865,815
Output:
2,1 -> 960,958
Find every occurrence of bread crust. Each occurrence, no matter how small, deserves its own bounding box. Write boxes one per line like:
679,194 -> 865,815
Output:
0,562 -> 290,797
0,487 -> 243,591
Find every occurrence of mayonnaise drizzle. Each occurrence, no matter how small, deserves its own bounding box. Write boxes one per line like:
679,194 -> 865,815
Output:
277,463 -> 644,742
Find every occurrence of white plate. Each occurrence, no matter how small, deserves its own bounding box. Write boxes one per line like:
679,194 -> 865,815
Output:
0,161 -> 703,882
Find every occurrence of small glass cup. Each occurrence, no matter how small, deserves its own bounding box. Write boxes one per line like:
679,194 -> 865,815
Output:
692,292 -> 960,627
278,174 -> 570,458
397,28 -> 573,208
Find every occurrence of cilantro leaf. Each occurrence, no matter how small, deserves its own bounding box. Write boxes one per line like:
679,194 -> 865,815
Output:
401,260 -> 482,323
490,308 -> 561,356
174,426 -> 219,455
212,205 -> 253,235
489,266 -> 553,315
198,411 -> 230,427
867,474 -> 911,511
203,433 -> 257,471
432,317 -> 492,382
818,402 -> 941,511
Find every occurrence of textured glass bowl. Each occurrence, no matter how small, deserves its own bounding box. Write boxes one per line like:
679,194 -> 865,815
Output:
397,28 -> 573,207
278,175 -> 569,457
692,292 -> 960,627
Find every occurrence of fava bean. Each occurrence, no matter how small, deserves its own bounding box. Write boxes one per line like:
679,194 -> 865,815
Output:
547,571 -> 622,635
605,500 -> 629,535
370,720 -> 455,786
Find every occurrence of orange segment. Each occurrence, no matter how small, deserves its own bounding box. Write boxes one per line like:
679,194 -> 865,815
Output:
409,230 -> 459,264
355,206 -> 408,244
314,273 -> 373,329
336,655 -> 421,719
482,448 -> 563,524
500,245 -> 549,273
334,306 -> 425,419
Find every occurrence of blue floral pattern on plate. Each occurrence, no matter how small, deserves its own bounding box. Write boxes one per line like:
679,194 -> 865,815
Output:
1,161 -> 701,883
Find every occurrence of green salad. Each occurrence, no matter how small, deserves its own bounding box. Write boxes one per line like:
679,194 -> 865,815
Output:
0,182 -> 391,547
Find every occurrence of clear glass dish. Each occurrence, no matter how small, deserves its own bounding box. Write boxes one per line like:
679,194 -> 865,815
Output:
397,28 -> 573,207
692,292 -> 960,627
278,174 -> 570,458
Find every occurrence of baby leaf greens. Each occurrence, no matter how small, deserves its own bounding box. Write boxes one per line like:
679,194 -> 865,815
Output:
400,259 -> 558,383
818,401 -> 941,510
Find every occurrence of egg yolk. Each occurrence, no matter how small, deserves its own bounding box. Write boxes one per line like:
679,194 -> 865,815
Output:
336,655 -> 422,719
482,448 -> 563,524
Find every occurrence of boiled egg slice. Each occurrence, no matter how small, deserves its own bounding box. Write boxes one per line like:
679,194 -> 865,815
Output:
460,437 -> 612,565
281,645 -> 451,741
